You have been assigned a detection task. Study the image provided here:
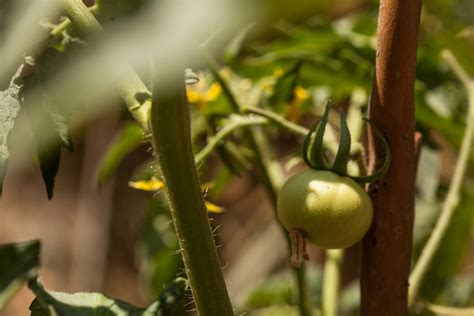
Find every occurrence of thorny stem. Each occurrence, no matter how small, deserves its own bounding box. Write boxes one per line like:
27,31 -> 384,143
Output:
63,0 -> 151,131
206,54 -> 311,316
150,63 -> 233,315
408,50 -> 474,308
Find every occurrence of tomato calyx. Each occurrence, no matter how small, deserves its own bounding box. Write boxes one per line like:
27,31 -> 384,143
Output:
302,103 -> 391,183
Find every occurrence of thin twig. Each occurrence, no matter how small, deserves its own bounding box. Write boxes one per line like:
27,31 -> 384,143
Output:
194,115 -> 268,165
243,106 -> 309,136
408,50 -> 474,308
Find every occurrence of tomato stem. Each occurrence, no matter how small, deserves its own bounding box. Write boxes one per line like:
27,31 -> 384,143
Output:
290,230 -> 310,268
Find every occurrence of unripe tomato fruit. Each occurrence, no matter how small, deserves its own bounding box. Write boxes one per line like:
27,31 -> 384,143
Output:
277,169 -> 373,249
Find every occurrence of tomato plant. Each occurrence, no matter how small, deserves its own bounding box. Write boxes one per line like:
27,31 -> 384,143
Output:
0,1 -> 473,316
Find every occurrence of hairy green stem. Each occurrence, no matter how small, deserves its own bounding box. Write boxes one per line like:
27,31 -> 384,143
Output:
150,65 -> 233,315
408,50 -> 474,308
206,54 -> 311,316
321,250 -> 343,316
63,0 -> 151,131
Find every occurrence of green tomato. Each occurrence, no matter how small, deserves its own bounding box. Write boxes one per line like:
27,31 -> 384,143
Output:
277,169 -> 373,249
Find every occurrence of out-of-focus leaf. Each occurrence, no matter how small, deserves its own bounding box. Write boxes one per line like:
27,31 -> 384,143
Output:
97,0 -> 151,25
244,274 -> 294,309
416,146 -> 441,202
137,196 -> 182,298
249,305 -> 300,316
243,266 -> 322,311
0,240 -> 40,310
339,280 -> 359,315
28,277 -> 187,316
21,49 -> 76,199
436,274 -> 474,307
97,121 -> 145,186
268,62 -> 302,112
424,82 -> 466,119
413,146 -> 442,257
0,58 -> 33,195
419,184 -> 474,302
224,23 -> 255,63
23,73 -> 64,200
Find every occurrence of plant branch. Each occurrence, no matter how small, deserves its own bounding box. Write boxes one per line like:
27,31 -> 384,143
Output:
63,0 -> 151,131
361,0 -> 422,314
321,249 -> 343,316
243,106 -> 308,136
150,63 -> 233,315
195,115 -> 268,165
408,50 -> 474,308
205,54 -> 311,316
243,105 -> 339,154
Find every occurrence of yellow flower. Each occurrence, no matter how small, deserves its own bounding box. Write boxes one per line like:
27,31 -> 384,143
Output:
273,67 -> 284,78
128,177 -> 164,191
186,82 -> 222,111
128,177 -> 224,213
287,86 -> 310,123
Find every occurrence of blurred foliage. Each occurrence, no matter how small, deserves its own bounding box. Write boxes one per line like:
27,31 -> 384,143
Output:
96,121 -> 145,186
0,240 -> 40,311
137,195 -> 183,299
0,0 -> 473,314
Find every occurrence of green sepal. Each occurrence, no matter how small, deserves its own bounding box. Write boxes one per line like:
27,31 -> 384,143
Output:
331,111 -> 351,175
301,119 -> 319,169
308,103 -> 330,170
351,118 -> 391,183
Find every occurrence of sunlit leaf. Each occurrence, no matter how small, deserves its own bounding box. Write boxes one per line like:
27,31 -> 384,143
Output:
28,277 -> 188,316
0,58 -> 33,195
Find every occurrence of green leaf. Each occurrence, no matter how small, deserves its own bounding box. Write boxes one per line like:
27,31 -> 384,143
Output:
96,121 -> 144,186
224,23 -> 255,63
21,50 -> 76,199
305,102 -> 330,170
0,240 -> 40,311
0,59 -> 32,195
331,111 -> 351,175
28,277 -> 188,316
23,84 -> 65,200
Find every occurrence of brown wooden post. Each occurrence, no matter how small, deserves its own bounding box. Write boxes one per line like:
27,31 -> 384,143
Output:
361,0 -> 422,315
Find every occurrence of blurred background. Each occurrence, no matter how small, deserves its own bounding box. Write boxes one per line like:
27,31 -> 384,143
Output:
0,0 -> 473,315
